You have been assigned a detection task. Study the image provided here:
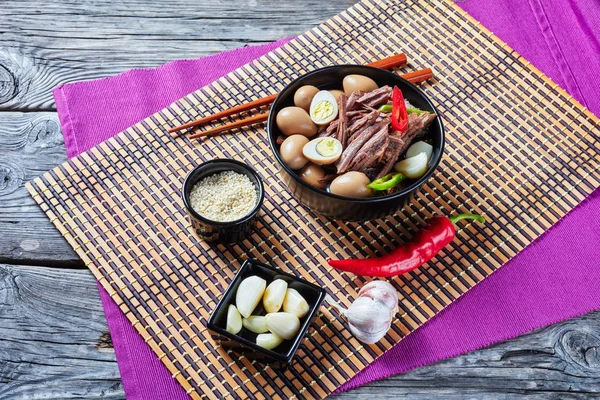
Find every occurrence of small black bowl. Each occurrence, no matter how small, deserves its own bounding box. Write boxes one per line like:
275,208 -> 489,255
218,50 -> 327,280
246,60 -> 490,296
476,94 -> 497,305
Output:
182,159 -> 264,243
267,65 -> 445,221
207,259 -> 326,367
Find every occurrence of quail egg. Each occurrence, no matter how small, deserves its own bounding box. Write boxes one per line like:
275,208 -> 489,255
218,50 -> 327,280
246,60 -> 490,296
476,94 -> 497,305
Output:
302,137 -> 343,165
329,171 -> 373,198
276,106 -> 318,137
280,135 -> 309,169
309,90 -> 338,125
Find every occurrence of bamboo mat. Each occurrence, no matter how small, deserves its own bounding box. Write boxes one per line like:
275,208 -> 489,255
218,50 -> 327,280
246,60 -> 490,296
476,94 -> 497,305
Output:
27,0 -> 599,398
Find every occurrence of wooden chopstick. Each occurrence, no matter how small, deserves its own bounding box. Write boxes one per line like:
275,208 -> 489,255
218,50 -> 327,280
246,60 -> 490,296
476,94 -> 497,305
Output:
187,68 -> 434,140
401,68 -> 434,84
188,112 -> 270,140
168,53 -> 408,134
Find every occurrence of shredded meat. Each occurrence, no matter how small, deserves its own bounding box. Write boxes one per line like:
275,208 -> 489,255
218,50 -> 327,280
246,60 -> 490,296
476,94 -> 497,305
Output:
319,120 -> 339,137
347,110 -> 380,143
405,112 -> 437,140
375,134 -> 404,178
336,93 -> 348,147
336,119 -> 389,174
346,91 -> 365,111
347,125 -> 389,171
346,110 -> 368,118
355,86 -> 392,108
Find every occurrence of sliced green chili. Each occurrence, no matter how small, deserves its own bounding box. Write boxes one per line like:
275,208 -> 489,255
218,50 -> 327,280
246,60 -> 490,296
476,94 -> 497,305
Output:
381,105 -> 433,115
366,172 -> 406,191
377,104 -> 392,113
406,107 -> 433,115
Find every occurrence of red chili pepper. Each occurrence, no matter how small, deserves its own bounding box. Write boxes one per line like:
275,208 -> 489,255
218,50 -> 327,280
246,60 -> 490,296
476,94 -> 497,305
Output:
328,214 -> 485,277
391,86 -> 408,133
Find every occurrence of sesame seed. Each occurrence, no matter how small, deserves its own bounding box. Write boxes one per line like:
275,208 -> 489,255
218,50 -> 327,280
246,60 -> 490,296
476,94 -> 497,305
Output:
189,170 -> 258,222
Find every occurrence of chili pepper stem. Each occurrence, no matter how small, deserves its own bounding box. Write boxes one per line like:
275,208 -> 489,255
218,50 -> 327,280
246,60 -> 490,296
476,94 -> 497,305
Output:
449,213 -> 485,224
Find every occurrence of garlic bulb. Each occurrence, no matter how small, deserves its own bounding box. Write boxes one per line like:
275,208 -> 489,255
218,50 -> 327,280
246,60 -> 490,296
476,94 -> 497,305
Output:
326,280 -> 398,344
226,305 -> 242,335
265,312 -> 301,340
358,281 -> 399,312
242,316 -> 269,334
263,279 -> 288,313
236,276 -> 266,318
283,288 -> 310,318
256,333 -> 284,350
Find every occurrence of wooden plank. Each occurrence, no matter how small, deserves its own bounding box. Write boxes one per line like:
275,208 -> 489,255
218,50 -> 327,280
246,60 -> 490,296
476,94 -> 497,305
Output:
1,263 -> 599,399
0,0 -> 355,111
0,263 -> 122,399
0,112 -> 80,265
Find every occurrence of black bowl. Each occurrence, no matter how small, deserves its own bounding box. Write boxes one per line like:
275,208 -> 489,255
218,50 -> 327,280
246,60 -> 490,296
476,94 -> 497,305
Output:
207,259 -> 326,368
181,159 -> 264,243
267,65 -> 444,221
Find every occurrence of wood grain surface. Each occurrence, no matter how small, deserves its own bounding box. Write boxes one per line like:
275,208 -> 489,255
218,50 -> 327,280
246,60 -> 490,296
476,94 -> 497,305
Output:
1,263 -> 599,399
0,0 -> 599,399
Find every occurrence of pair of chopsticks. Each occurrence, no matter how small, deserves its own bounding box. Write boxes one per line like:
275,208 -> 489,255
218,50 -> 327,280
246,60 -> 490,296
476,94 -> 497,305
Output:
169,53 -> 433,139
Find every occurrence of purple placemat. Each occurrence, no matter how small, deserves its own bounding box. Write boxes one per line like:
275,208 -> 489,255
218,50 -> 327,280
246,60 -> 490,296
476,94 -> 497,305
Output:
53,0 -> 600,398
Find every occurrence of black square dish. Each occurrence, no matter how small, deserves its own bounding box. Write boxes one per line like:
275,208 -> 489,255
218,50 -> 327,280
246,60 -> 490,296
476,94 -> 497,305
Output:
207,259 -> 326,367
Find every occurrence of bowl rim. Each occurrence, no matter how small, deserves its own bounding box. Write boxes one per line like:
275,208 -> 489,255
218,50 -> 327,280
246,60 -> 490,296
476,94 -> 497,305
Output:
267,64 -> 445,204
181,158 -> 265,226
206,258 -> 327,364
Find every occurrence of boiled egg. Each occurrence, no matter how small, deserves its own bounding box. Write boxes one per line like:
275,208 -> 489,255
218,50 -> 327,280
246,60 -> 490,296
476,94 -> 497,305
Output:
309,90 -> 338,125
343,74 -> 378,94
298,163 -> 327,189
280,134 -> 309,170
302,137 -> 343,165
329,172 -> 373,198
276,106 -> 318,137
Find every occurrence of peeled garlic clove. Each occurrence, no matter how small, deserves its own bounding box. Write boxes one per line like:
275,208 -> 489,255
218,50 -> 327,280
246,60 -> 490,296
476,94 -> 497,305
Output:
358,281 -> 399,313
235,275 -> 266,318
283,288 -> 310,318
394,152 -> 428,179
405,141 -> 433,161
345,296 -> 395,344
265,312 -> 300,340
226,305 -> 242,335
263,279 -> 288,313
256,333 -> 284,350
242,316 -> 269,334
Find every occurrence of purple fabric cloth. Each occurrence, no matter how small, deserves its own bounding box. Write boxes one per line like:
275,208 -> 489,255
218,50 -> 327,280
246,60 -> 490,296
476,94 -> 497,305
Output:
52,1 -> 600,398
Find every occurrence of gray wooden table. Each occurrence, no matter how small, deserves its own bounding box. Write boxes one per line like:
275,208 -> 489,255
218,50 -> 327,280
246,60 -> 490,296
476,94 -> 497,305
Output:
1,1 -> 599,399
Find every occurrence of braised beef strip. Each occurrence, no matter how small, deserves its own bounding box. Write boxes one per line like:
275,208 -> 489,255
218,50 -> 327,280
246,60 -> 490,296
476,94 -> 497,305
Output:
347,124 -> 389,171
346,90 -> 365,111
336,93 -> 348,147
376,134 -> 405,178
319,120 -> 339,137
355,86 -> 392,108
336,118 -> 390,173
347,110 -> 380,144
405,112 -> 437,138
346,110 -> 368,118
